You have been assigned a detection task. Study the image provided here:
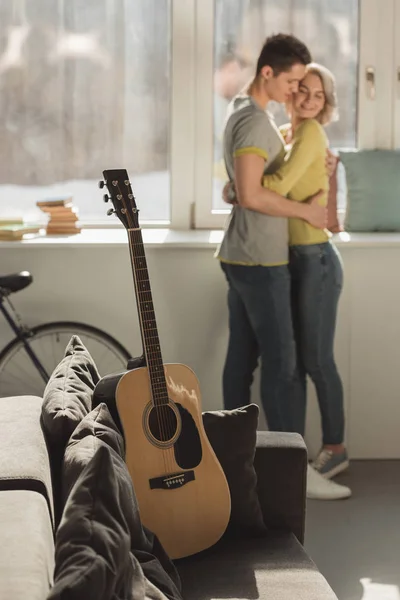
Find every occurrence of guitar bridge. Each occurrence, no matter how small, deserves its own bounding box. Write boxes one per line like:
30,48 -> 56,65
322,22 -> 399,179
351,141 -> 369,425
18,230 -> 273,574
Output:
149,470 -> 195,490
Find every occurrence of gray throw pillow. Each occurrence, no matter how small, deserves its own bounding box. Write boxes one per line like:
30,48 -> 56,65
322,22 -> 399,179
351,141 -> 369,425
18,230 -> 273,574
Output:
62,403 -> 125,505
41,335 -> 100,447
202,403 -> 267,537
61,404 -> 182,599
48,446 -> 137,600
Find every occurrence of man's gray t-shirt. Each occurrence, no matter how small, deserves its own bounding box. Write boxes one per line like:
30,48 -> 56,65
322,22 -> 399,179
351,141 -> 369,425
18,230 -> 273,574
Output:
215,95 -> 289,266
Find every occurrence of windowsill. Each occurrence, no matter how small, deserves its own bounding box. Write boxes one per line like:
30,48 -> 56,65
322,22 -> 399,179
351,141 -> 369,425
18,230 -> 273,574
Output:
2,228 -> 400,249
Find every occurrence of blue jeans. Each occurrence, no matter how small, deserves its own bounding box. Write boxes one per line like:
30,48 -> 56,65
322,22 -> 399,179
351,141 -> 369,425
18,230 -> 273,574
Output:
289,242 -> 344,445
220,262 -> 297,432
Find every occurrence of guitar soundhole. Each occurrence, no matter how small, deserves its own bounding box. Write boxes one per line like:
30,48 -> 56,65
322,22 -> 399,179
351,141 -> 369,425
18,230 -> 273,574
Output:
148,404 -> 178,443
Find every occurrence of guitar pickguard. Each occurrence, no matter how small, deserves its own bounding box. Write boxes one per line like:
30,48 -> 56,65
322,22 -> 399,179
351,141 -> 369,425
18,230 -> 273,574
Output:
174,403 -> 202,469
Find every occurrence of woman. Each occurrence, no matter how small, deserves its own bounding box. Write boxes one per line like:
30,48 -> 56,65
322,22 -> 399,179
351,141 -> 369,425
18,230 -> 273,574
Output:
224,63 -> 349,482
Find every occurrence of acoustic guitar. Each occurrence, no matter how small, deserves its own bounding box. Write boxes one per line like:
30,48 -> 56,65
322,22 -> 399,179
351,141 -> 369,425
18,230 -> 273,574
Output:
97,169 -> 231,559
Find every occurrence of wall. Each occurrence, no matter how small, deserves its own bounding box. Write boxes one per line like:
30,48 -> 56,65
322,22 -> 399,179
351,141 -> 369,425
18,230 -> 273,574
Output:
1,232 -> 399,459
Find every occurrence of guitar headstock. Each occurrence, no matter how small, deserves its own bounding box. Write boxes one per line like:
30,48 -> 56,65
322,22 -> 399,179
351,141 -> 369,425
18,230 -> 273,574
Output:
99,169 -> 139,230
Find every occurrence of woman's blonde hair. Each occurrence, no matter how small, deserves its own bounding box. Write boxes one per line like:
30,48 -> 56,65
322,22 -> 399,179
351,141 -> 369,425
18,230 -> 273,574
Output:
305,62 -> 339,126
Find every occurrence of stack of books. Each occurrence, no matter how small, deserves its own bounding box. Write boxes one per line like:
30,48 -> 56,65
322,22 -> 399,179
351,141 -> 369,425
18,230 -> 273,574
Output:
36,197 -> 81,235
0,218 -> 42,241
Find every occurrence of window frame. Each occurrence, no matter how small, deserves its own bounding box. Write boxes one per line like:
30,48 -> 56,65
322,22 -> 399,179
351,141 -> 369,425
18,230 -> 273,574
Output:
394,0 -> 400,149
169,0 -> 196,229
193,0 -> 229,230
357,0 -> 395,150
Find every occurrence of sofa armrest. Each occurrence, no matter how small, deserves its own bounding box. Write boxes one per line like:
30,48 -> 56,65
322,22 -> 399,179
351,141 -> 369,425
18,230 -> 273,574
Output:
0,395 -> 54,527
254,431 -> 307,545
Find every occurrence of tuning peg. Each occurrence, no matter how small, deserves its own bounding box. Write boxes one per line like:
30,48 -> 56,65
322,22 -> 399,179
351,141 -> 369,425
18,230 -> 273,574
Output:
98,180 -> 106,189
107,208 -> 115,216
103,194 -> 110,203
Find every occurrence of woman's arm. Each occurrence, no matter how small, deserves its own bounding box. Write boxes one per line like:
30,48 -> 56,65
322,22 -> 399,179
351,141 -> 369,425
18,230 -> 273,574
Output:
281,122 -> 338,177
263,119 -> 325,197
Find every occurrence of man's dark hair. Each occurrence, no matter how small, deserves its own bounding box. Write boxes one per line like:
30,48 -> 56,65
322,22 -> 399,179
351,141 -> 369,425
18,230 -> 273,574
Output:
256,33 -> 311,76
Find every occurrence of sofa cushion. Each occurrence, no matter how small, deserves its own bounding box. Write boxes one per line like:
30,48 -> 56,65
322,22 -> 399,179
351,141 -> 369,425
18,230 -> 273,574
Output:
62,403 -> 125,505
339,149 -> 400,232
0,395 -> 54,523
0,490 -> 55,600
202,404 -> 266,537
41,335 -> 100,447
176,532 -> 337,600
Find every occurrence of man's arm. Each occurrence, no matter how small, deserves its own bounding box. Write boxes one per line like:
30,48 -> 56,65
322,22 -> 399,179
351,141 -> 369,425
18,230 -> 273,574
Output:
234,153 -> 326,229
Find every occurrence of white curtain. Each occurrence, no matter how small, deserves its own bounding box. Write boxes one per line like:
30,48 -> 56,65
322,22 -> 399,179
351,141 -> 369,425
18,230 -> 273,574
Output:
0,0 -> 170,186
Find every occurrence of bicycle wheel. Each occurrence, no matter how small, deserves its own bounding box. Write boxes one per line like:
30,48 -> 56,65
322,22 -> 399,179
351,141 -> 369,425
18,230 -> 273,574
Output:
0,321 -> 131,398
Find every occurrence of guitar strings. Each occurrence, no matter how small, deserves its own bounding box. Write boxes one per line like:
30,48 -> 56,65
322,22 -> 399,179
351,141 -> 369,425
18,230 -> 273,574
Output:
128,228 -> 180,474
129,228 -> 178,473
116,180 -> 177,473
116,181 -> 168,472
126,206 -> 180,472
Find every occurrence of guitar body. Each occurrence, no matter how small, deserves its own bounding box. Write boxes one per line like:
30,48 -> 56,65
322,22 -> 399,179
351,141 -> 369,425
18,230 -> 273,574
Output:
116,363 -> 231,559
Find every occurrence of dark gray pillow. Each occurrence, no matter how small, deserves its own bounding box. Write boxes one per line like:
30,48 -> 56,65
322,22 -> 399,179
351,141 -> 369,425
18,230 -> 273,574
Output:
61,404 -> 182,599
47,446 -> 135,600
41,335 -> 100,447
202,403 -> 267,537
62,402 -> 125,505
61,401 -> 148,546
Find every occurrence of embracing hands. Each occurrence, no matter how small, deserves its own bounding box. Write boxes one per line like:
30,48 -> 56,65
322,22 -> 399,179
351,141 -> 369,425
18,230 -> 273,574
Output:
222,180 -> 237,205
325,148 -> 339,178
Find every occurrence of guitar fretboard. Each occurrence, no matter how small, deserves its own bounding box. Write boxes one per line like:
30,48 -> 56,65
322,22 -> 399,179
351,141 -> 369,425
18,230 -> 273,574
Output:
128,229 -> 169,406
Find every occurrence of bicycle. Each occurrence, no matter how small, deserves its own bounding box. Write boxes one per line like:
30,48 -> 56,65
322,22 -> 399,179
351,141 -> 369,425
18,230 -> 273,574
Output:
0,270 -> 132,398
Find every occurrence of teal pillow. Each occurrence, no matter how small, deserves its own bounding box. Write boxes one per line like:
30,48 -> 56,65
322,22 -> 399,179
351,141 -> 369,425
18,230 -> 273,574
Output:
339,149 -> 400,232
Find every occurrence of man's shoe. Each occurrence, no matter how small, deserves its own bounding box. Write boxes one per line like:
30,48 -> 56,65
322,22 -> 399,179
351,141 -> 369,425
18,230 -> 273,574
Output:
312,448 -> 350,479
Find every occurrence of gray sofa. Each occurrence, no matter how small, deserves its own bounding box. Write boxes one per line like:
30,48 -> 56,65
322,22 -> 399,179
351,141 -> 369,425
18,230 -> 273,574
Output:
0,394 -> 338,600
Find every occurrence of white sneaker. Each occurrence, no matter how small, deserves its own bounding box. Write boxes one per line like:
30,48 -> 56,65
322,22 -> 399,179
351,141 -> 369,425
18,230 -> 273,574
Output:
306,464 -> 352,500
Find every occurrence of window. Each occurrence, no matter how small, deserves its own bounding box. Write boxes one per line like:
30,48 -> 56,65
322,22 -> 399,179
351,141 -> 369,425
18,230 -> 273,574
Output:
0,0 -> 398,230
0,0 -> 171,224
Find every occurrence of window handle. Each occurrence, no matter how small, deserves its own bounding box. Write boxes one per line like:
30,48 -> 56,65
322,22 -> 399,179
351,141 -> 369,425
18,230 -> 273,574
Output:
366,66 -> 375,100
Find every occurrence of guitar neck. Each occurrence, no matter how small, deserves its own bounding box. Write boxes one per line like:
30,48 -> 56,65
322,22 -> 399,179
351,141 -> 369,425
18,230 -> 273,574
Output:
128,228 -> 168,406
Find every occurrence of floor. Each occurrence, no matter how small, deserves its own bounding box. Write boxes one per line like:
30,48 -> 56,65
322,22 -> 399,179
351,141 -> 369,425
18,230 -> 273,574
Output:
304,461 -> 400,600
